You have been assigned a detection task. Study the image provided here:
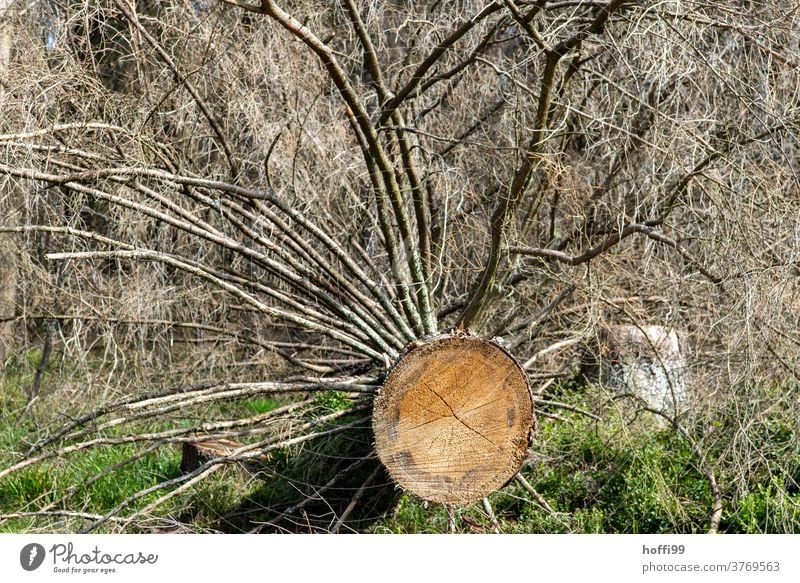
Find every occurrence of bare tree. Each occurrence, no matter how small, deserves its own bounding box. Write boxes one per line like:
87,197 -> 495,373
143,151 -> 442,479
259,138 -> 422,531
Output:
0,0 -> 798,532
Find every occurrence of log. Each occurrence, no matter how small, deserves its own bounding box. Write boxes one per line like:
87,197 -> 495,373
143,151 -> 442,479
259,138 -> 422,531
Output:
179,438 -> 267,474
373,333 -> 534,504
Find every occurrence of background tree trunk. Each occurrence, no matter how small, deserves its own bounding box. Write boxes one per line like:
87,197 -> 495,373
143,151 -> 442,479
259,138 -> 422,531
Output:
0,239 -> 15,366
0,0 -> 17,366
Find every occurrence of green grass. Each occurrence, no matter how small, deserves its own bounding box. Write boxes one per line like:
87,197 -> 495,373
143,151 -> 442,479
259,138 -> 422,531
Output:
241,397 -> 281,415
370,420 -> 712,534
0,401 -> 184,533
370,384 -> 800,534
725,478 -> 800,534
0,351 -> 381,532
2,354 -> 799,533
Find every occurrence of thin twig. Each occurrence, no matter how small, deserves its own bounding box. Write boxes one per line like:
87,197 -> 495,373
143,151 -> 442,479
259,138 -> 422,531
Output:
515,473 -> 559,517
330,464 -> 382,533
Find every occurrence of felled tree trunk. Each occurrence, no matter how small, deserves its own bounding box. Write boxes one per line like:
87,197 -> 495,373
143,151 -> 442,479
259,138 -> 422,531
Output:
373,332 -> 534,504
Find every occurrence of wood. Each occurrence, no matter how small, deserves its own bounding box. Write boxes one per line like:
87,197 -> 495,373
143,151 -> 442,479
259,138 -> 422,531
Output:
0,238 -> 13,364
179,439 -> 267,474
373,333 -> 534,504
0,0 -> 15,366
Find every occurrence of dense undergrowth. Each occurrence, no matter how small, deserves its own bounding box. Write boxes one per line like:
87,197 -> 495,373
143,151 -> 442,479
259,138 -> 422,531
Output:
2,0 -> 799,536
1,348 -> 798,534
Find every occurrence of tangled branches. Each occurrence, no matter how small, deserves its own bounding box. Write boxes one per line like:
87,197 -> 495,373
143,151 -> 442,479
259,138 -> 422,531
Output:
0,0 -> 798,531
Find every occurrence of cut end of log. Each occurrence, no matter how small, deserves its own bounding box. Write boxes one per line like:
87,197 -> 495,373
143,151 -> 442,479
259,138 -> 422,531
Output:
373,333 -> 534,504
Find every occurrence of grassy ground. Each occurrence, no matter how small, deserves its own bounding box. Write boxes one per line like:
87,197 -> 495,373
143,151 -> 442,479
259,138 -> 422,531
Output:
1,348 -> 798,533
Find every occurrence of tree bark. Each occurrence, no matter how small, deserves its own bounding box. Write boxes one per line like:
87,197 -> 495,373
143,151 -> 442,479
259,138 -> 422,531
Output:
0,0 -> 17,366
0,237 -> 15,366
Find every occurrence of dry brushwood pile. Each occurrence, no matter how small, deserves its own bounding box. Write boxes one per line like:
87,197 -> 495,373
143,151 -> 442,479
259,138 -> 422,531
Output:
0,0 -> 799,532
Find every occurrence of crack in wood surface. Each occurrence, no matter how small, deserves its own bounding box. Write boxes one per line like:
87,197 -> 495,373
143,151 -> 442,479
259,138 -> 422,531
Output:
423,382 -> 497,446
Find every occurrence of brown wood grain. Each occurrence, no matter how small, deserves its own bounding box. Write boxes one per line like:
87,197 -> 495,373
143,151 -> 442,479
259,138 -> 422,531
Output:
373,334 -> 534,504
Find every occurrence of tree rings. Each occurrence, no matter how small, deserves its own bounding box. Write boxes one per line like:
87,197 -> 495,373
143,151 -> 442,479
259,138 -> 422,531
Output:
373,334 -> 534,504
